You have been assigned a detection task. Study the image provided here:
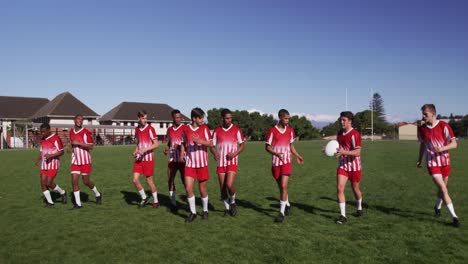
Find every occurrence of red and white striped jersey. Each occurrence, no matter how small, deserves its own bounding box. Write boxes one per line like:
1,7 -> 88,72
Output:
167,124 -> 184,162
135,124 -> 157,162
265,125 -> 295,166
40,134 -> 64,170
418,120 -> 455,167
212,124 -> 245,167
337,128 -> 362,172
70,128 -> 93,165
182,124 -> 212,168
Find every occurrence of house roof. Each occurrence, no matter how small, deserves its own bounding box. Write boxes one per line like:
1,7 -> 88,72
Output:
100,102 -> 190,122
32,92 -> 99,119
0,96 -> 50,120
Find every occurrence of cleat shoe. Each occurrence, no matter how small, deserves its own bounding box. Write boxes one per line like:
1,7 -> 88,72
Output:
61,192 -> 67,204
229,203 -> 238,217
285,205 -> 291,216
152,202 -> 159,209
96,194 -> 102,205
336,215 -> 348,224
138,196 -> 151,208
354,210 -> 363,217
72,204 -> 82,210
223,209 -> 230,217
44,202 -> 54,208
453,217 -> 460,228
186,213 -> 197,223
202,211 -> 209,220
434,206 -> 441,218
274,213 -> 285,223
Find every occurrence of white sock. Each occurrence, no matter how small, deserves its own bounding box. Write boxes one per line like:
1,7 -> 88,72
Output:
170,191 -> 176,205
286,195 -> 290,207
188,196 -> 196,214
435,198 -> 443,210
224,198 -> 230,210
280,200 -> 287,215
74,191 -> 82,206
447,203 -> 458,218
138,189 -> 147,199
202,196 -> 209,212
339,202 -> 346,217
356,198 -> 362,210
92,186 -> 101,197
53,185 -> 65,195
43,190 -> 53,204
152,192 -> 158,203
230,193 -> 236,204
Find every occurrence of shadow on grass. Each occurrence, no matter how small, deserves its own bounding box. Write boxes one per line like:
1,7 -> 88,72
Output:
319,196 -> 431,219
235,198 -> 276,217
266,197 -> 336,220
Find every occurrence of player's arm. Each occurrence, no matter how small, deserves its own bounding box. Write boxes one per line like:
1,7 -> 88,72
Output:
434,138 -> 457,152
163,139 -> 170,155
290,144 -> 304,164
227,142 -> 246,160
44,149 -> 64,160
71,141 -> 94,150
416,142 -> 425,168
336,147 -> 360,157
139,139 -> 159,154
209,146 -> 219,161
192,134 -> 213,147
265,144 -> 283,161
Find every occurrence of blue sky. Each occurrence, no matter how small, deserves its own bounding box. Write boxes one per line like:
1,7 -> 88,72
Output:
1,0 -> 467,125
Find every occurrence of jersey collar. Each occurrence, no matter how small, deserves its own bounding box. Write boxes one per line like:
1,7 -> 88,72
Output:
222,124 -> 233,132
275,125 -> 287,134
342,127 -> 354,135
138,124 -> 149,131
425,120 -> 439,129
73,127 -> 84,134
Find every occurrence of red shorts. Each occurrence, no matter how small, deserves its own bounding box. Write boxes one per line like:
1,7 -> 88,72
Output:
271,163 -> 292,180
40,169 -> 58,178
337,168 -> 362,183
428,166 -> 451,178
216,164 -> 238,174
71,164 -> 92,175
133,160 -> 154,177
185,166 -> 210,181
168,161 -> 185,172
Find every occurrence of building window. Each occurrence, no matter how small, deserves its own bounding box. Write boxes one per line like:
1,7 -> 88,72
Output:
160,123 -> 164,128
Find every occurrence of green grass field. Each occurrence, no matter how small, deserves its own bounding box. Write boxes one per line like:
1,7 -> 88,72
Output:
1,140 -> 467,263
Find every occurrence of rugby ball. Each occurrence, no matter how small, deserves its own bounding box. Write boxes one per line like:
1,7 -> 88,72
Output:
324,140 -> 339,157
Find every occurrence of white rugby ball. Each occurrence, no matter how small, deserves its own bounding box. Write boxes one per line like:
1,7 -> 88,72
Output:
324,140 -> 339,157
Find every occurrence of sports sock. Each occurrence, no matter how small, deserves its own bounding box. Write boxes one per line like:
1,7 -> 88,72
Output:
92,186 -> 101,197
152,192 -> 158,203
339,202 -> 346,217
447,203 -> 458,218
286,195 -> 290,207
188,196 -> 196,214
138,189 -> 147,199
53,185 -> 65,195
356,198 -> 362,210
280,200 -> 287,215
43,190 -> 53,204
74,191 -> 82,206
435,198 -> 443,210
224,198 -> 230,210
202,196 -> 209,212
170,191 -> 176,205
230,193 -> 236,204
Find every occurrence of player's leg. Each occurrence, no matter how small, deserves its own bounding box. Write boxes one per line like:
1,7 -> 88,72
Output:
432,174 -> 459,227
146,175 -> 159,207
199,179 -> 209,219
46,176 -> 66,204
184,175 -> 197,221
351,181 -> 363,216
41,174 -> 54,205
434,176 -> 448,217
226,171 -> 237,216
133,172 -> 149,207
218,172 -> 230,214
82,174 -> 101,204
168,164 -> 176,206
336,174 -> 348,224
71,173 -> 82,208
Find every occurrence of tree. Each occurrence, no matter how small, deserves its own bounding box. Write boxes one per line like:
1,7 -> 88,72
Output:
370,93 -> 386,122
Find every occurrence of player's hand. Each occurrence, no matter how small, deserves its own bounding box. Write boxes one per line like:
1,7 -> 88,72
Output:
416,160 -> 422,168
434,146 -> 444,153
34,160 -> 39,166
71,140 -> 81,146
213,153 -> 219,161
138,148 -> 146,155
335,147 -> 344,157
276,152 -> 284,162
192,134 -> 202,145
226,152 -> 236,160
163,146 -> 169,155
296,155 -> 304,165
180,153 -> 186,162
66,145 -> 72,153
